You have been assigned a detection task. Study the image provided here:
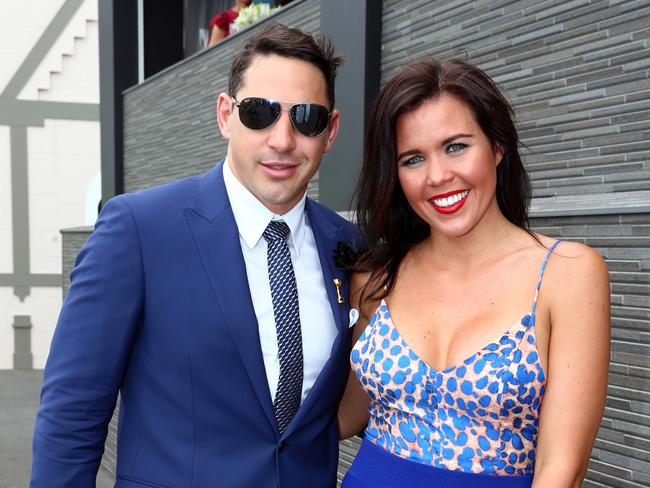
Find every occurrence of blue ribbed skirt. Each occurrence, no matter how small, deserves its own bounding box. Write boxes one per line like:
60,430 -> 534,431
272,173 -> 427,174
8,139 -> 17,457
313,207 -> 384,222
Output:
341,438 -> 533,488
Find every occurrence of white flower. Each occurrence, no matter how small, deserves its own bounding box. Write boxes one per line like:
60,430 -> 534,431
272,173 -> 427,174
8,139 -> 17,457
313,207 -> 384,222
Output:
233,4 -> 279,29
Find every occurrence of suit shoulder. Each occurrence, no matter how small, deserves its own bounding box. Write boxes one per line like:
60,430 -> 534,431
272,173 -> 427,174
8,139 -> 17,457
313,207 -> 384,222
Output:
100,170 -> 215,232
307,199 -> 355,230
117,174 -> 202,210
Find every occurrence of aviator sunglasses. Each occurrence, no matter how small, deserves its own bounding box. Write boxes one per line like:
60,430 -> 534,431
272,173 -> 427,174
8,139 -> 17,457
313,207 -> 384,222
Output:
231,97 -> 331,137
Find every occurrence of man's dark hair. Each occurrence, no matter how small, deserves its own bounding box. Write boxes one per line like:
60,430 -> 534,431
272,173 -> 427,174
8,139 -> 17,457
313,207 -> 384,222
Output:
228,23 -> 344,109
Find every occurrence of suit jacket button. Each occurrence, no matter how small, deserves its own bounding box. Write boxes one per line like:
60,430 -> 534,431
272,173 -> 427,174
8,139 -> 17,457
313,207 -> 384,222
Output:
278,441 -> 286,452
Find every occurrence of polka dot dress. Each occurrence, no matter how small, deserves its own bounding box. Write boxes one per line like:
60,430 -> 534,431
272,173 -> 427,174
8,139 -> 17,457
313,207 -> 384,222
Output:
350,241 -> 561,476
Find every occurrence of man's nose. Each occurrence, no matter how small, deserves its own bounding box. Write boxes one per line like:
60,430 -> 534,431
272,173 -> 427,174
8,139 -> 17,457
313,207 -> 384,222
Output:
267,111 -> 297,153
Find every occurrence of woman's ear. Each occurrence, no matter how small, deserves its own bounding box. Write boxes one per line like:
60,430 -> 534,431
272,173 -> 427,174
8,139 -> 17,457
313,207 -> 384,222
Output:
494,144 -> 505,167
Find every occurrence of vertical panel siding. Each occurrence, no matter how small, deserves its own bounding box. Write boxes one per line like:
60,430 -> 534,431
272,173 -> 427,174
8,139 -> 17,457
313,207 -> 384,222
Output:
61,228 -> 92,299
532,214 -> 650,487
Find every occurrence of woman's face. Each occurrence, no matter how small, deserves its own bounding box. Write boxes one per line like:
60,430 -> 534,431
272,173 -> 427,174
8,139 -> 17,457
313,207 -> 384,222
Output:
396,93 -> 503,239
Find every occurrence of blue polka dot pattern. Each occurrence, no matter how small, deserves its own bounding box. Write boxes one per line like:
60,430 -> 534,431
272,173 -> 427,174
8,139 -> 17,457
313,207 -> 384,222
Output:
351,301 -> 545,475
350,241 -> 563,476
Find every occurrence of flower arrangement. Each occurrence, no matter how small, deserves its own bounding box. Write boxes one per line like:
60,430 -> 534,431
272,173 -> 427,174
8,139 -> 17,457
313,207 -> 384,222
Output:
231,3 -> 280,33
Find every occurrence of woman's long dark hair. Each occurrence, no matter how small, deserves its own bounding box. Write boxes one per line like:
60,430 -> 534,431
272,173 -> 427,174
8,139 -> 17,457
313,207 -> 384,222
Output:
355,58 -> 531,301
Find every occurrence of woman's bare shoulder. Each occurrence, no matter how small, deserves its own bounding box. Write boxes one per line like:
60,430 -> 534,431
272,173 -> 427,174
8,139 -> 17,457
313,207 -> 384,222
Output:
537,235 -> 606,269
534,234 -> 609,297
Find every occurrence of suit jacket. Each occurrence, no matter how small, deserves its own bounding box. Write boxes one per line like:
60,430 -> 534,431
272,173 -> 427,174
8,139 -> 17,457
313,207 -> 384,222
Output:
31,161 -> 359,488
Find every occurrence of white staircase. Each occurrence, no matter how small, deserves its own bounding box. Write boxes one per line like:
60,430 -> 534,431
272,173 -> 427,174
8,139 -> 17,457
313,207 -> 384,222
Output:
18,0 -> 99,103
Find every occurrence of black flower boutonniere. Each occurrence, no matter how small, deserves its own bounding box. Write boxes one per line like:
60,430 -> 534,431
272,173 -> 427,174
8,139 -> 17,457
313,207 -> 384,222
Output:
332,240 -> 360,270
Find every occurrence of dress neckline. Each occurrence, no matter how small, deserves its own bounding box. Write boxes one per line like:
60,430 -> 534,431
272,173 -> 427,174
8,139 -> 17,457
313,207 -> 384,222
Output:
375,298 -> 533,376
370,239 -> 562,376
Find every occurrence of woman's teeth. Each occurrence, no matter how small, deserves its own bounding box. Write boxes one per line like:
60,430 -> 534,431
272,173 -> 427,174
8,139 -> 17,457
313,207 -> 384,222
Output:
432,190 -> 469,207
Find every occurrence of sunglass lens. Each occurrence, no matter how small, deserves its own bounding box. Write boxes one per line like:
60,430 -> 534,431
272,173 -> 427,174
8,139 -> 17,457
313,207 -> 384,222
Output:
238,98 -> 281,130
291,104 -> 330,136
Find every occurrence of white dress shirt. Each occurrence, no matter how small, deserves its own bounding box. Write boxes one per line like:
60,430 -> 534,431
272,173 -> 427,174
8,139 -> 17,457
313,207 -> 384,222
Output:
223,159 -> 339,403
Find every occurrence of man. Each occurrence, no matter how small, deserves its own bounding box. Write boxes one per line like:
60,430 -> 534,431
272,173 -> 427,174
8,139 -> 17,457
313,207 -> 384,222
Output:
31,24 -> 358,487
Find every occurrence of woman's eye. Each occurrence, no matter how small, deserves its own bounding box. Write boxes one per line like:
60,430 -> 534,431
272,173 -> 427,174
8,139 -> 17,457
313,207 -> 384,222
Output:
401,154 -> 424,166
446,143 -> 467,153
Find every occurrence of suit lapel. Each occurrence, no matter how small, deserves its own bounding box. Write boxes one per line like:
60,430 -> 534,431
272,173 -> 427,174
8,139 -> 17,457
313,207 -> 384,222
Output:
307,200 -> 348,336
282,199 -> 350,438
185,162 -> 276,431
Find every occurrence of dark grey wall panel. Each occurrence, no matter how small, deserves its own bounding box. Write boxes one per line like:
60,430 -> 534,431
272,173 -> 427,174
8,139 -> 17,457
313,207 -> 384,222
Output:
61,227 -> 92,299
337,436 -> 362,484
122,0 -> 321,196
531,214 -> 650,488
318,0 -> 382,212
381,0 -> 650,199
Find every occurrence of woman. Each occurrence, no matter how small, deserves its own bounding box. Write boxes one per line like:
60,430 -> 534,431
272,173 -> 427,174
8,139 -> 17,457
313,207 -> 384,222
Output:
338,59 -> 610,487
207,0 -> 251,47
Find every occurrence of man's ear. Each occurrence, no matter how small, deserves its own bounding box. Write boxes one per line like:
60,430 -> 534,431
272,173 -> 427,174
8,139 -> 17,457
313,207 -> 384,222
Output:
323,109 -> 340,154
216,92 -> 234,139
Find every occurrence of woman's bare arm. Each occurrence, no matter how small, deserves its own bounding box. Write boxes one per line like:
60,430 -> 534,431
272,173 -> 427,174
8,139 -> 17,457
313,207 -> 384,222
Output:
532,243 -> 610,487
338,272 -> 377,440
207,25 -> 226,47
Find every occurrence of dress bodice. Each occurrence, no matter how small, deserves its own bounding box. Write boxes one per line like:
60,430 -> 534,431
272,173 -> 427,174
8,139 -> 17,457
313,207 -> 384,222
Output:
350,240 -> 562,476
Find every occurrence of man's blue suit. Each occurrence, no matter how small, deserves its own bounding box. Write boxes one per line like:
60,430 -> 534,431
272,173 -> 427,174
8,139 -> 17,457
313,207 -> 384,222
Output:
31,161 -> 358,488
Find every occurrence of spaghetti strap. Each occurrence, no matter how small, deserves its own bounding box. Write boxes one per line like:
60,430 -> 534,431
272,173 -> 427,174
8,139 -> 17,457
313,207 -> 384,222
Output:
531,239 -> 563,319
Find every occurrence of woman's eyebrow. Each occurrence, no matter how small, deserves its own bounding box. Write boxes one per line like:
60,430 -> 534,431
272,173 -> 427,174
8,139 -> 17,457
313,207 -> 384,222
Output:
441,133 -> 473,145
396,148 -> 420,161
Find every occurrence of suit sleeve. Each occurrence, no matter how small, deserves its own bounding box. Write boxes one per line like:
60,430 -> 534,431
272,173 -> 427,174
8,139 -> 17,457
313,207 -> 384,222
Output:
30,196 -> 145,487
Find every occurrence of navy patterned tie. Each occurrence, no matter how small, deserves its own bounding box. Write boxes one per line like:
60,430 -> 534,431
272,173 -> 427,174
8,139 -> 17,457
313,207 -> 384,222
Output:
263,220 -> 303,434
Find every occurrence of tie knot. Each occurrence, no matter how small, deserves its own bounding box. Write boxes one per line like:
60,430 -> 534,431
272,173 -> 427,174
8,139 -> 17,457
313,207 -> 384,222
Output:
263,220 -> 290,243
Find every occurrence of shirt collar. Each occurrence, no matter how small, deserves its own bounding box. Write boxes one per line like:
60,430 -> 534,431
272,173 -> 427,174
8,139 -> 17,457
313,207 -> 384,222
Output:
223,157 -> 307,255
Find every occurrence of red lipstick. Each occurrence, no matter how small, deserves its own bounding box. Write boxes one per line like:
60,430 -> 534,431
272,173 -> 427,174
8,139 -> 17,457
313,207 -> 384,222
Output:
428,189 -> 469,215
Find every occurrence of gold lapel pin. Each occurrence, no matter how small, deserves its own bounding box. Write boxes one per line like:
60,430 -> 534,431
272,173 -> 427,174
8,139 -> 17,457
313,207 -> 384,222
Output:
333,278 -> 345,304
